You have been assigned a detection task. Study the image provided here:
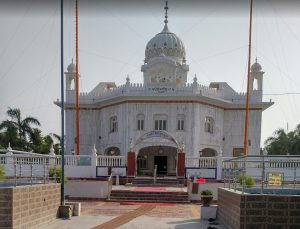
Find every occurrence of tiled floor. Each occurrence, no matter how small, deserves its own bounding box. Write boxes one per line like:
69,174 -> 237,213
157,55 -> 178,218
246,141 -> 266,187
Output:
81,201 -> 198,218
44,201 -> 226,229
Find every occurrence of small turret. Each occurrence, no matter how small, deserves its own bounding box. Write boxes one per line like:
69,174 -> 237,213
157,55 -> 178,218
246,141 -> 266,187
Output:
65,59 -> 78,90
250,58 -> 264,91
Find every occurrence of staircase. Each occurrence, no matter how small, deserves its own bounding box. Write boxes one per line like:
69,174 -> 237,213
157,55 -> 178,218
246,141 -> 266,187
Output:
130,177 -> 183,187
109,190 -> 189,204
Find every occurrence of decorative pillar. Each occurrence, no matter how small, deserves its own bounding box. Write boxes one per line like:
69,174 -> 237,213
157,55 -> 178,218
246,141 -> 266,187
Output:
91,144 -> 97,178
49,144 -> 56,166
5,143 -> 14,177
216,150 -> 223,180
177,144 -> 186,177
91,144 -> 97,166
127,151 -> 136,177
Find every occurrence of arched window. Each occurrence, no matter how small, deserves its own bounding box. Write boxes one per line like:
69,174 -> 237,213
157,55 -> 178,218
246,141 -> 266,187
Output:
110,116 -> 118,133
137,114 -> 145,131
177,114 -> 185,131
200,148 -> 217,157
204,116 -> 214,133
105,147 -> 120,156
154,114 -> 167,131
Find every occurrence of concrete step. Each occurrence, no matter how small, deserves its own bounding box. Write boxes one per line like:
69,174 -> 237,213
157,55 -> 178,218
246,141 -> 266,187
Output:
130,178 -> 183,187
109,190 -> 189,204
107,199 -> 190,204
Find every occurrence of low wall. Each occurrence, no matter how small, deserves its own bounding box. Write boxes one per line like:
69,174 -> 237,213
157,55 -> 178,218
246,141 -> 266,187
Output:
188,182 -> 223,201
65,180 -> 109,199
218,188 -> 300,229
0,183 -> 60,229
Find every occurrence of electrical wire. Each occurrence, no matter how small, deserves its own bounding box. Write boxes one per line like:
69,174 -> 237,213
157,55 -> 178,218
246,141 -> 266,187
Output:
0,6 -> 60,82
0,0 -> 34,61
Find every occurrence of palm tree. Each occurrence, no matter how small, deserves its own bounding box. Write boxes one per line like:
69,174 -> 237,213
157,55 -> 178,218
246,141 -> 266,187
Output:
0,107 -> 40,149
0,120 -> 19,148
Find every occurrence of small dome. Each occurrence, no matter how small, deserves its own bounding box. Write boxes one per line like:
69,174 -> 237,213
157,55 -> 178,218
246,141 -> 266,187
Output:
145,24 -> 186,63
67,60 -> 76,73
251,61 -> 262,72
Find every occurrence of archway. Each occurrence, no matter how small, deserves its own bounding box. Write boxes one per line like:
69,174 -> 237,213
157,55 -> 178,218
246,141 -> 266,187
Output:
137,146 -> 177,176
135,130 -> 179,149
131,130 -> 183,177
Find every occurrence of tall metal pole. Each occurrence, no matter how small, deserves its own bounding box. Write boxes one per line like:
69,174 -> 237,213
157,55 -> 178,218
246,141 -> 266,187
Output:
75,0 -> 80,155
60,0 -> 65,206
243,0 -> 253,156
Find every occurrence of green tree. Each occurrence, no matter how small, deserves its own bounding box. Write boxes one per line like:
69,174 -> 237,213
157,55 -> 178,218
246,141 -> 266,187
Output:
29,130 -> 61,154
0,107 -> 40,150
264,125 -> 300,155
0,120 -> 19,148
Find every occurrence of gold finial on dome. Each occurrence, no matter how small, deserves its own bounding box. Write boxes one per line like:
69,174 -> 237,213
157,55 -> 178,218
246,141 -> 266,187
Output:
164,1 -> 168,24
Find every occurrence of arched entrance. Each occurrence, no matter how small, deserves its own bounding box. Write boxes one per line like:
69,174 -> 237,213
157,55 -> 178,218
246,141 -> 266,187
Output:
137,146 -> 177,176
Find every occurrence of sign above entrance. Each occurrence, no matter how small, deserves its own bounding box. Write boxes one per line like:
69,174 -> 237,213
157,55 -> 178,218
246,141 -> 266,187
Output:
135,130 -> 179,147
148,86 -> 175,94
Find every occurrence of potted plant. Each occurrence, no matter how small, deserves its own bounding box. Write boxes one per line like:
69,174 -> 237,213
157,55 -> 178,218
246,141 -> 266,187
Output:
201,189 -> 213,207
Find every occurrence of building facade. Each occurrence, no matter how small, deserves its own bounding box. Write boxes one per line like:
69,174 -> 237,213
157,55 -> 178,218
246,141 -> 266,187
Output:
59,7 -> 273,176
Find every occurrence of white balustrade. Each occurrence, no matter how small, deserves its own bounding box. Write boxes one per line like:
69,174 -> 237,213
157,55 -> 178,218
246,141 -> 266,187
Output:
1,148 -> 299,181
75,82 -> 226,105
97,156 -> 125,167
13,155 -> 47,165
186,157 -> 217,168
54,155 -> 92,166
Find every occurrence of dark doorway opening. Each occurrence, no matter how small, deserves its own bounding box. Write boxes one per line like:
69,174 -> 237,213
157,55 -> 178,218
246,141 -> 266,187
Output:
154,156 -> 167,176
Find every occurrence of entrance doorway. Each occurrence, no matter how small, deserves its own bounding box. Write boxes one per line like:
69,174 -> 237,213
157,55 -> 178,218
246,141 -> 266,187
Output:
154,156 -> 167,175
137,146 -> 177,176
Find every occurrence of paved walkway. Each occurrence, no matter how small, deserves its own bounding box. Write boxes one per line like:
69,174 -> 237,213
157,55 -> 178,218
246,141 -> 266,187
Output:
44,201 -> 226,229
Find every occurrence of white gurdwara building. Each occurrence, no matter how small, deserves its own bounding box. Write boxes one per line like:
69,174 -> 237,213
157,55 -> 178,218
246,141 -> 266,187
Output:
61,10 -> 272,176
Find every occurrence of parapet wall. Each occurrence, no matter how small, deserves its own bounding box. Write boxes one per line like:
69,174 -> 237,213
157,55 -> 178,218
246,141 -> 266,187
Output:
218,188 -> 300,229
0,183 -> 60,229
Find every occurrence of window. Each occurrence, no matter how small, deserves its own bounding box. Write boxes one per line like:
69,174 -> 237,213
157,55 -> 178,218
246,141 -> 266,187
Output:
154,120 -> 167,130
233,148 -> 244,157
137,114 -> 144,131
177,115 -> 185,131
138,119 -> 144,130
154,114 -> 167,131
137,155 -> 147,169
105,147 -> 121,156
204,116 -> 214,133
110,116 -> 118,133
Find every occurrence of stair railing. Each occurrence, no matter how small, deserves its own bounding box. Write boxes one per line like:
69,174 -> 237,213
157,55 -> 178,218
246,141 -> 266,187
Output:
154,165 -> 157,184
108,173 -> 113,200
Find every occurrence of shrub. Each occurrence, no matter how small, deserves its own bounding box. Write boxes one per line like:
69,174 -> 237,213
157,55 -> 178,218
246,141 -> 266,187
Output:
201,189 -> 213,196
0,165 -> 5,181
49,166 -> 67,183
239,173 -> 255,187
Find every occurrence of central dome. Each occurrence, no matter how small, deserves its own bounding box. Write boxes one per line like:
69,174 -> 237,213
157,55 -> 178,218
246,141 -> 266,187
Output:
145,24 -> 186,63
